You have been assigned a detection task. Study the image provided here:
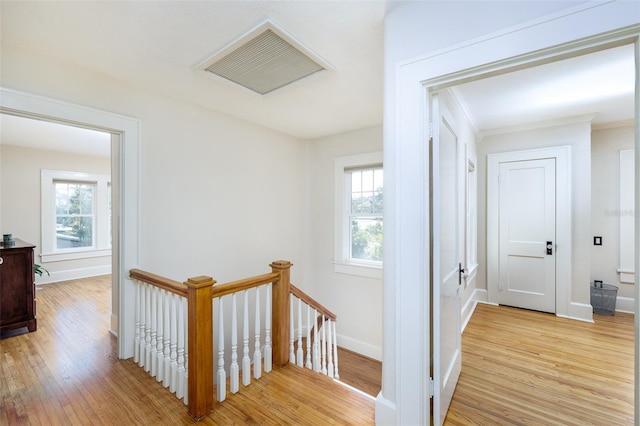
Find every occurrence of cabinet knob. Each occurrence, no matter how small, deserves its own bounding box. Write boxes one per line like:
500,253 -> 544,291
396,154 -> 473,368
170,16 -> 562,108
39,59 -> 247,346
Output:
0,256 -> 3,265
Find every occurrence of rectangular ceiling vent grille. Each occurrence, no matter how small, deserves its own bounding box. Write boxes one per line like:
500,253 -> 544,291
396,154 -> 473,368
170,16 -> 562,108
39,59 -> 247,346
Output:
200,23 -> 331,96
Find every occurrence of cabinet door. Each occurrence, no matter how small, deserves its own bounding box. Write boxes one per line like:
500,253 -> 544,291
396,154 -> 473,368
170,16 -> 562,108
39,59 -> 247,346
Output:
0,248 -> 34,325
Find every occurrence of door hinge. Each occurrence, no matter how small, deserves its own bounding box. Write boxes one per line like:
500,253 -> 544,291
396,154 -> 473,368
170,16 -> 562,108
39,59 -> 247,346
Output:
498,173 -> 502,184
498,282 -> 504,291
428,377 -> 434,398
428,122 -> 433,139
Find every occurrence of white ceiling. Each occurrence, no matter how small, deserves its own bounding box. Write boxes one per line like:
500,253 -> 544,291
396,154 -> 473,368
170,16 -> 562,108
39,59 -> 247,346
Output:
0,2 -> 635,157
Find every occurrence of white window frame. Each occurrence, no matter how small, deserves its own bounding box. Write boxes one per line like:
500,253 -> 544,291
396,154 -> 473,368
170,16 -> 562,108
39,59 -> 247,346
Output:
41,169 -> 111,263
334,152 -> 383,279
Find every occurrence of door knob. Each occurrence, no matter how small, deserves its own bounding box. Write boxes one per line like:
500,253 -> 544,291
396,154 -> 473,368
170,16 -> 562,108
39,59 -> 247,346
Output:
546,241 -> 553,255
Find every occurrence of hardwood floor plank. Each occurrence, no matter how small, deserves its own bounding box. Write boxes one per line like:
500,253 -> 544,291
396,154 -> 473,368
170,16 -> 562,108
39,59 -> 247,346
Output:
445,304 -> 634,425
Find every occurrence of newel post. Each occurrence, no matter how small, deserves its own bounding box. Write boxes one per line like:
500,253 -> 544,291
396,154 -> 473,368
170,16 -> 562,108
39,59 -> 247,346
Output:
184,275 -> 215,420
270,260 -> 292,367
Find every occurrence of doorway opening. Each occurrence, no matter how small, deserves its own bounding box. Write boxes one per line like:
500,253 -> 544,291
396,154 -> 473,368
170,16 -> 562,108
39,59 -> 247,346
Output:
0,87 -> 140,359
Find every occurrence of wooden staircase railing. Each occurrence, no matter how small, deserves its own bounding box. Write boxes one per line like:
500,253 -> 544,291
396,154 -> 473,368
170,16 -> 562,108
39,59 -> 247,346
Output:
129,260 -> 338,421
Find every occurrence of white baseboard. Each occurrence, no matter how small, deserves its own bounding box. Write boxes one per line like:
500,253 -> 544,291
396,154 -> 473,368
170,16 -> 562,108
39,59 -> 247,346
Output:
557,302 -> 594,323
35,265 -> 111,285
461,290 -> 479,332
336,334 -> 382,361
615,296 -> 635,314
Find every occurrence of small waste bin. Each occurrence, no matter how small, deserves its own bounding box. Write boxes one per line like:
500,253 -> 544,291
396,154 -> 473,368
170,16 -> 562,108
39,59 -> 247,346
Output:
590,282 -> 618,315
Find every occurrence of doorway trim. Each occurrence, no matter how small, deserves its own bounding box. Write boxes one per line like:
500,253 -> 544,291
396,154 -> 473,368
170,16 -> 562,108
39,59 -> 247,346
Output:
487,146 -> 577,319
379,3 -> 639,423
0,87 -> 140,359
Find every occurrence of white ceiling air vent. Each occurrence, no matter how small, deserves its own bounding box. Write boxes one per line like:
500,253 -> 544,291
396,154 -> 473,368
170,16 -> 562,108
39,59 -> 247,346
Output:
197,21 -> 333,96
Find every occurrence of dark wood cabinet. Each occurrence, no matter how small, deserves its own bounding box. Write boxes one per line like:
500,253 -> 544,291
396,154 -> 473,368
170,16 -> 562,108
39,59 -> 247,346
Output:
0,239 -> 37,334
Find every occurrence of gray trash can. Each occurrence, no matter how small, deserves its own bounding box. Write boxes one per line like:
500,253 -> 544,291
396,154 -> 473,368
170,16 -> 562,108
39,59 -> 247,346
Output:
590,282 -> 618,315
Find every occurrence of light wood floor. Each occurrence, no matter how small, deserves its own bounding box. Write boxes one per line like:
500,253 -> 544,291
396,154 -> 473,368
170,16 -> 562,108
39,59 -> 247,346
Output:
0,276 -> 374,425
1,276 -> 634,425
446,303 -> 634,425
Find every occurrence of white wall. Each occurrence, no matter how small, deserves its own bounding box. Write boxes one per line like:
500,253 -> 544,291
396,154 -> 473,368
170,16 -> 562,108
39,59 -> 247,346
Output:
304,125 -> 383,360
0,144 -> 111,283
1,45 -> 307,316
591,124 -> 635,308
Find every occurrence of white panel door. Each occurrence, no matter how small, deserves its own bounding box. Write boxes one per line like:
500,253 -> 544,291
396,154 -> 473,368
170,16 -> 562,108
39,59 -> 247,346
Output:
498,158 -> 556,313
431,93 -> 461,425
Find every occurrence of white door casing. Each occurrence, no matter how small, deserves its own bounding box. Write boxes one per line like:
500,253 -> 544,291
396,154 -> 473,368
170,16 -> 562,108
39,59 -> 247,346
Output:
488,146 -> 571,318
431,93 -> 462,425
498,158 -> 556,313
0,87 -> 141,359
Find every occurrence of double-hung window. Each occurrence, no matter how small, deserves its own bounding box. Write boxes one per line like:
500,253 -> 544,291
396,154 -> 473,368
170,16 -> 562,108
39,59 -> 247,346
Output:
41,170 -> 111,262
334,152 -> 383,279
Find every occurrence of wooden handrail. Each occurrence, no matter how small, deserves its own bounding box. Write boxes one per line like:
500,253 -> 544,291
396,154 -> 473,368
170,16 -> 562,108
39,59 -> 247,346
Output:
210,272 -> 280,299
130,268 -> 187,297
290,284 -> 336,321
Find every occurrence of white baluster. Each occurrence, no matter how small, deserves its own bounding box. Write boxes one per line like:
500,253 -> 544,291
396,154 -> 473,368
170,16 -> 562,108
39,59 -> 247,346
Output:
163,290 -> 171,388
183,301 -> 188,406
150,286 -> 158,377
264,283 -> 272,373
177,296 -> 186,399
242,290 -> 251,386
138,282 -> 146,367
289,297 -> 295,364
230,293 -> 239,394
327,319 -> 334,378
134,281 -> 140,364
321,315 -> 327,375
312,308 -> 320,372
332,320 -> 340,380
253,287 -> 262,380
296,298 -> 303,367
144,284 -> 152,372
305,304 -> 312,369
170,293 -> 178,393
217,298 -> 226,402
156,289 -> 164,382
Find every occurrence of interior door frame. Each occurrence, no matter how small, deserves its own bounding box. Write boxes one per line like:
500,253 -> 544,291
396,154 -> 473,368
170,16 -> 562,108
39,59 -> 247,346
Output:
379,10 -> 639,423
0,87 -> 141,359
487,146 -> 572,317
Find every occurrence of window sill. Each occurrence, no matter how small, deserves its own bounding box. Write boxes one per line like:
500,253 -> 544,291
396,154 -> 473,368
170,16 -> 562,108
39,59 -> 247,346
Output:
41,248 -> 112,263
333,261 -> 383,280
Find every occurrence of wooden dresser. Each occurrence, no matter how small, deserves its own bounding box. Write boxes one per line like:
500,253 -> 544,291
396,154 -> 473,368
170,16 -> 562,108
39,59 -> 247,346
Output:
0,239 -> 37,334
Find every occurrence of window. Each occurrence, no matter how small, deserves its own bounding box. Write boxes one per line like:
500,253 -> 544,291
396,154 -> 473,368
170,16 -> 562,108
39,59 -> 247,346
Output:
334,152 -> 383,279
55,181 -> 95,249
41,170 -> 111,262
